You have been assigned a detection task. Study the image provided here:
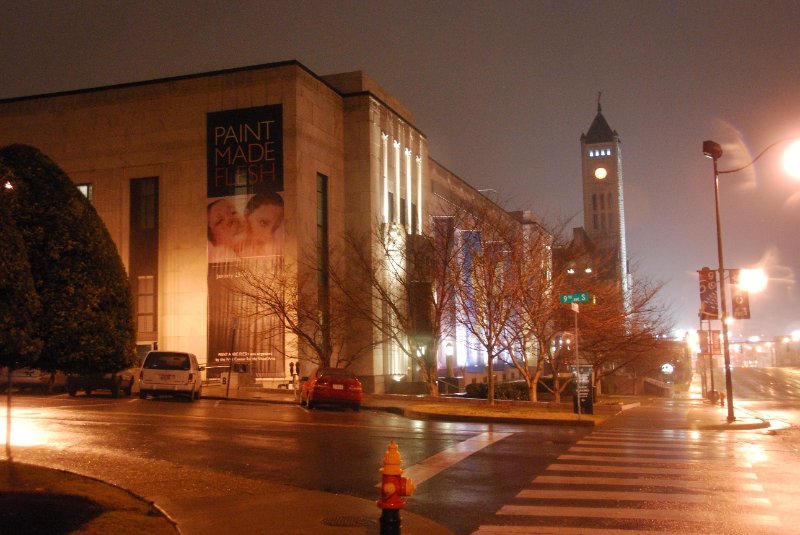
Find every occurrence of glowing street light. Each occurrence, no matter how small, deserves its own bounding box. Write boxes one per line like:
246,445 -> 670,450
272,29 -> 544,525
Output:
739,268 -> 768,293
783,140 -> 800,179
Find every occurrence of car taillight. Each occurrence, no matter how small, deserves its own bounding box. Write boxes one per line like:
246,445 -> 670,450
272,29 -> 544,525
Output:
188,373 -> 194,381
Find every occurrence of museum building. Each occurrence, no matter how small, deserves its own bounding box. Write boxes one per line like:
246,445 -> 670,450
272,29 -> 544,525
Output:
0,60 -> 522,393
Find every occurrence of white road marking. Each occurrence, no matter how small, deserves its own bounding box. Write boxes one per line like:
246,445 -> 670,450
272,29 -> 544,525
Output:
532,474 -> 763,491
497,505 -> 781,527
546,462 -> 758,478
557,453 -> 752,467
517,488 -> 771,506
403,431 -> 513,486
474,527 -> 705,534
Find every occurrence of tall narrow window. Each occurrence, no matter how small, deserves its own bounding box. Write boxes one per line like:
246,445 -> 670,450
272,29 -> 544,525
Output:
316,173 -> 330,360
130,178 -> 159,343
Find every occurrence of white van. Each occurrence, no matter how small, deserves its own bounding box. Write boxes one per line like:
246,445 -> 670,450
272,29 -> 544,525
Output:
138,351 -> 203,401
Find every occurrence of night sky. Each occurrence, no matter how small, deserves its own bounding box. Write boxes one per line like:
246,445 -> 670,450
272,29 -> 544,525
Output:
2,0 -> 799,339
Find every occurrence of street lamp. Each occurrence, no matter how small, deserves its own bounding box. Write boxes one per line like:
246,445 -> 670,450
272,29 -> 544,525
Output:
702,138 -> 798,422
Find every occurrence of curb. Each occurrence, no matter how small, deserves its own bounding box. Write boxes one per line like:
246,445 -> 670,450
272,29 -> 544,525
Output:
402,407 -> 596,426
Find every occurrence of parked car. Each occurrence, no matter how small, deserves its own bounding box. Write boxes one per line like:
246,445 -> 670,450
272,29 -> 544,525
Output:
0,368 -> 66,392
300,367 -> 362,411
66,371 -> 134,398
138,351 -> 203,401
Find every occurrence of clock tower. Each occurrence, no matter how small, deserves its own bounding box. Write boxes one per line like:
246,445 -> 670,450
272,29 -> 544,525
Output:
580,100 -> 629,295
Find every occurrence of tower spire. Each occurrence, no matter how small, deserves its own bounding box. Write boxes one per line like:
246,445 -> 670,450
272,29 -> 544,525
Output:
597,91 -> 602,112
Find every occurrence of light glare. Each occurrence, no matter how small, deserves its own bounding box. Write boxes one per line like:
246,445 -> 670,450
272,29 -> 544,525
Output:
783,140 -> 800,179
739,268 -> 768,293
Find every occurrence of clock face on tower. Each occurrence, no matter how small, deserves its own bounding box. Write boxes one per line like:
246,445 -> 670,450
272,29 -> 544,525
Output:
594,166 -> 608,180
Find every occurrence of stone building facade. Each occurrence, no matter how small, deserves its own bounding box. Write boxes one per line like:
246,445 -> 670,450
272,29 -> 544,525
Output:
0,60 -> 519,393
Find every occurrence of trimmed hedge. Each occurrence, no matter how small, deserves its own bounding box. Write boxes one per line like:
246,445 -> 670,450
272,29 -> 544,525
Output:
464,377 -> 577,400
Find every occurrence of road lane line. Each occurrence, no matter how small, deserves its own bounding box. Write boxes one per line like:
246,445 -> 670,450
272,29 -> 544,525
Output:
402,431 -> 513,486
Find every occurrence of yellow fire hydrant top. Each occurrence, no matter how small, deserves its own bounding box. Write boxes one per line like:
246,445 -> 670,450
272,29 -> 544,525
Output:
380,440 -> 404,476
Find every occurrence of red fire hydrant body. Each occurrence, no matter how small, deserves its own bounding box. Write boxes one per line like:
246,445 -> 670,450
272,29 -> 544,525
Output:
378,441 -> 415,534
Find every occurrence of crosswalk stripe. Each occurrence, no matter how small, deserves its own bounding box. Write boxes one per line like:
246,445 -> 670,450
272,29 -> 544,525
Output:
517,488 -> 771,505
402,431 -> 513,486
497,504 -> 781,527
570,446 -> 714,455
533,475 -> 764,491
473,526 -> 705,534
577,440 -> 716,449
519,489 -> 705,502
557,453 -> 752,467
546,462 -> 758,478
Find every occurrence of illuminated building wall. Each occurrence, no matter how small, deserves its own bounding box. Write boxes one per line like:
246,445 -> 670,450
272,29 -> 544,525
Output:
0,60 -> 523,393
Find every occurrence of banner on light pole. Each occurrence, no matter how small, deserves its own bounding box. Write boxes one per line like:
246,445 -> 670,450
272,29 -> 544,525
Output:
698,268 -> 719,320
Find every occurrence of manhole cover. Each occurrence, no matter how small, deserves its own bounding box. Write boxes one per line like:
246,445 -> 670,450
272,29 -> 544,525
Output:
321,515 -> 376,528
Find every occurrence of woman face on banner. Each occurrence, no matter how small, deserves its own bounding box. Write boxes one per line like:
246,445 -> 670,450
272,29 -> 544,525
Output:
208,198 -> 245,249
244,193 -> 284,252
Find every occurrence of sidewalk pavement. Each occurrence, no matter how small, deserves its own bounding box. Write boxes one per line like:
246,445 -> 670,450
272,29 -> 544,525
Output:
17,378 -> 772,535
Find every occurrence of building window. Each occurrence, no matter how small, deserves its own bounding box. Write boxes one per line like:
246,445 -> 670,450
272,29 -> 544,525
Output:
136,275 -> 155,335
76,183 -> 93,201
388,192 -> 395,223
130,177 -> 159,342
400,198 -> 407,227
317,173 -> 331,360
588,148 -> 612,158
411,203 -> 418,235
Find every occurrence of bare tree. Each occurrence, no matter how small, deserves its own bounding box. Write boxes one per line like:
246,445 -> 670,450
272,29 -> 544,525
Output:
230,254 -> 374,372
493,214 -> 557,402
336,219 -> 461,396
576,274 -> 672,396
447,201 -> 523,404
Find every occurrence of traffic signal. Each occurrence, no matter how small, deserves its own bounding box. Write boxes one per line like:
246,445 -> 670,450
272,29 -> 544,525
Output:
730,269 -> 751,320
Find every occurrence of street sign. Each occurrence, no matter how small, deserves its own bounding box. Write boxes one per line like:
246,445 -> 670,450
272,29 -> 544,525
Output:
560,292 -> 591,304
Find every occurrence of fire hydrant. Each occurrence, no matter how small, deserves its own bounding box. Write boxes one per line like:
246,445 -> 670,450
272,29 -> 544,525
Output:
377,441 -> 415,535
719,390 -> 726,406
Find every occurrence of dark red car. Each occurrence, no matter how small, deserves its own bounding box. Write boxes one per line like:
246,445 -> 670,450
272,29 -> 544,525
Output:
300,367 -> 362,411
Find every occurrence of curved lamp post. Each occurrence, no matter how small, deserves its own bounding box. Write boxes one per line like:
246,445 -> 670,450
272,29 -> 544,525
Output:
702,137 -> 798,422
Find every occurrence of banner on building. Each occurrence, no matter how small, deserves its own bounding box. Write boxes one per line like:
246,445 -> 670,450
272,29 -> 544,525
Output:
206,105 -> 285,377
698,268 -> 719,320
